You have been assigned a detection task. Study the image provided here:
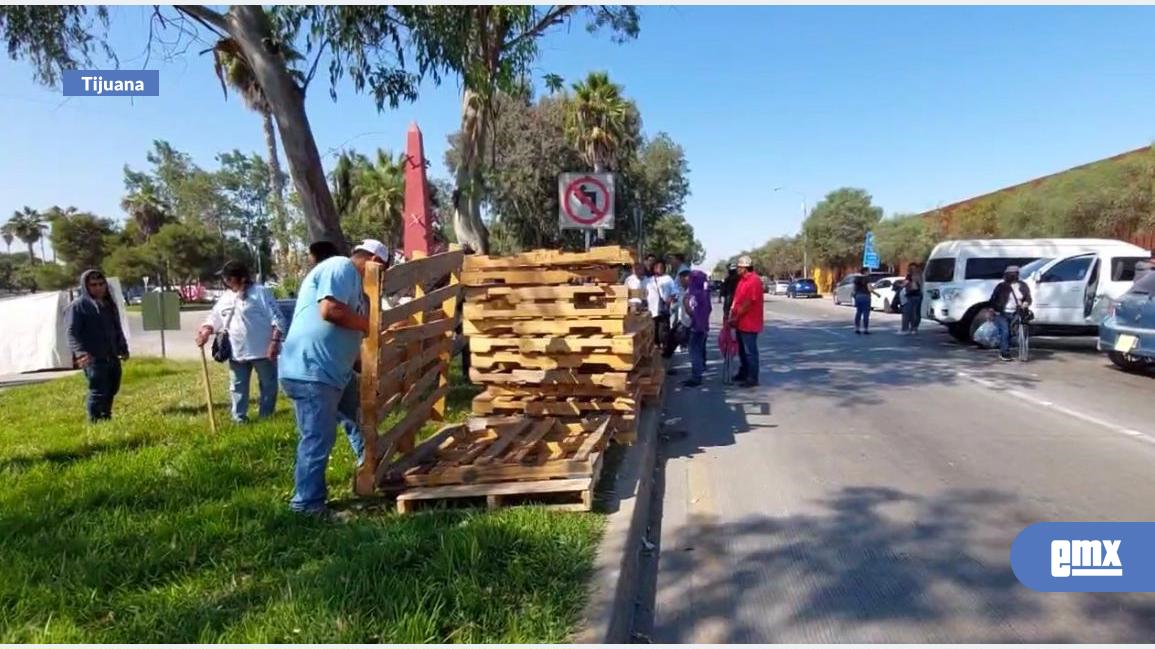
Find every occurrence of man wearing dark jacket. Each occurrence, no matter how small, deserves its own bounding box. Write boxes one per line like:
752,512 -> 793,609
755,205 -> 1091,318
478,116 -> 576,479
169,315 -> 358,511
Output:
720,264 -> 739,320
989,265 -> 1033,361
66,269 -> 130,421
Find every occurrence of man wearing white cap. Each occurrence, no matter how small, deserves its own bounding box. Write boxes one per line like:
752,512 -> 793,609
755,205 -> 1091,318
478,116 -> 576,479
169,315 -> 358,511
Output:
352,238 -> 390,265
728,255 -> 764,387
279,240 -> 375,516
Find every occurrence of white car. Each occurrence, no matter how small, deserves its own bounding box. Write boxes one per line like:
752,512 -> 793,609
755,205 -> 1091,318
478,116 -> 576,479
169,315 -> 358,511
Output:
922,238 -> 1152,342
870,276 -> 906,312
772,280 -> 790,295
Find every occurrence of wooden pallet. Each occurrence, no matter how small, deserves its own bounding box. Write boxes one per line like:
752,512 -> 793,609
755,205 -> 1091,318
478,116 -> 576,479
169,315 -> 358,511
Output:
380,416 -> 611,512
469,332 -> 642,356
472,389 -> 639,416
464,312 -> 649,336
471,350 -> 638,371
461,266 -> 621,287
462,246 -> 636,270
468,368 -> 632,391
395,476 -> 597,513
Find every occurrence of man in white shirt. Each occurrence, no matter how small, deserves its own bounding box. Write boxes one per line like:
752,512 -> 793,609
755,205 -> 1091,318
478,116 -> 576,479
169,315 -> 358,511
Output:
644,259 -> 676,353
625,262 -> 646,310
195,260 -> 289,422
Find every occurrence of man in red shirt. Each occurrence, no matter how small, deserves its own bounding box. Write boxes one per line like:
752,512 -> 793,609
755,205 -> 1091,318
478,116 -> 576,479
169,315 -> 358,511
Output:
729,255 -> 765,387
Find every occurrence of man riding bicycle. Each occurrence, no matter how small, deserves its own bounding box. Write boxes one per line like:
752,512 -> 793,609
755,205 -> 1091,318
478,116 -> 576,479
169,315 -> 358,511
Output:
989,265 -> 1033,362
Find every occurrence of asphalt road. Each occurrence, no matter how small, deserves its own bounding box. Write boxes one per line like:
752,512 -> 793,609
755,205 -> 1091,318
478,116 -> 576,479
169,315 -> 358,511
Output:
641,293 -> 1155,643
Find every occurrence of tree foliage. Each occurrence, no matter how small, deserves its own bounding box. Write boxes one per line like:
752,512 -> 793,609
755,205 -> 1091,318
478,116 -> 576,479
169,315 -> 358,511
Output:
46,208 -> 117,275
802,188 -> 883,269
873,213 -> 939,268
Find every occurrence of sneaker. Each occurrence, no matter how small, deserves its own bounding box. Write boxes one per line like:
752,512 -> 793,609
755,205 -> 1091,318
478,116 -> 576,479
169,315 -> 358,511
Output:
731,373 -> 747,383
999,354 -> 1013,362
863,330 -> 871,335
740,380 -> 760,388
854,330 -> 861,335
681,379 -> 702,388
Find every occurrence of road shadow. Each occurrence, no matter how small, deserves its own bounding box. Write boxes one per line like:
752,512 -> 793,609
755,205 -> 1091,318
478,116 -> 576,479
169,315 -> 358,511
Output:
648,483 -> 1155,643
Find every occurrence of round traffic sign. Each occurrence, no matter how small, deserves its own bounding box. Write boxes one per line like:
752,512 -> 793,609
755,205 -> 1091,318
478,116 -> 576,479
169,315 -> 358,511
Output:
562,175 -> 612,226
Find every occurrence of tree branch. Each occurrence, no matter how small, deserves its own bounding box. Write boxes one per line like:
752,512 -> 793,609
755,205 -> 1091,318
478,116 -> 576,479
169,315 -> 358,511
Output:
174,5 -> 229,35
303,38 -> 328,91
502,5 -> 577,52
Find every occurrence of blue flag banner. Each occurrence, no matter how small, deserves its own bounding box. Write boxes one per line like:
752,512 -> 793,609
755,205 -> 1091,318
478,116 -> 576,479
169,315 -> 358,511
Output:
63,70 -> 159,97
862,231 -> 879,269
1011,522 -> 1155,592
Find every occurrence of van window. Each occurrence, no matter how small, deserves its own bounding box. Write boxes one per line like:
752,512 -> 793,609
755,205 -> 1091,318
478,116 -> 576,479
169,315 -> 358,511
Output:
924,258 -> 955,282
1040,255 -> 1093,283
1111,256 -> 1150,282
964,257 -> 1038,280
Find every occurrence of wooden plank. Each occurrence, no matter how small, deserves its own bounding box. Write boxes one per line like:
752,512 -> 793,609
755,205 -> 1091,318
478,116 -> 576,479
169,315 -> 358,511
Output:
378,336 -> 455,400
463,314 -> 645,336
393,460 -> 598,488
509,418 -> 560,463
475,419 -> 533,464
355,260 -> 385,496
395,476 -> 593,499
463,301 -> 628,320
435,247 -> 460,422
471,351 -> 636,371
383,315 -> 459,347
483,384 -> 627,399
382,248 -> 464,295
465,284 -> 628,301
399,359 -> 444,411
469,333 -> 637,355
374,383 -> 451,475
379,424 -> 462,484
463,245 -> 634,269
461,267 -> 620,286
379,282 -> 461,332
467,369 -> 630,391
573,417 -> 612,462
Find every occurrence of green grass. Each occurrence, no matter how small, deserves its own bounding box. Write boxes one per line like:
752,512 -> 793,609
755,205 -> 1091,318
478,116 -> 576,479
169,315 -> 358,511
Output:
0,358 -> 604,642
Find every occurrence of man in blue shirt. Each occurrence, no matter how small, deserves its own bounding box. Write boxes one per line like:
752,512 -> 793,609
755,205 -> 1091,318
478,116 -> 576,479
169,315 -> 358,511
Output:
279,247 -> 372,515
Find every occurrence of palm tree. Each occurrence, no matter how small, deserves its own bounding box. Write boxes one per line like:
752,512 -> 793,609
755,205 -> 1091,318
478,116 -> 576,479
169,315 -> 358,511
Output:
121,186 -> 170,241
9,207 -> 45,261
212,37 -> 303,267
351,149 -> 407,250
565,71 -> 633,173
1,221 -> 13,254
543,73 -> 565,95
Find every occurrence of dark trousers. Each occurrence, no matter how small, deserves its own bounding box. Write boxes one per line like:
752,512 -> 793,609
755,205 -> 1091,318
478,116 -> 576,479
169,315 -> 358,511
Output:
663,321 -> 681,359
854,294 -> 872,331
736,331 -> 760,385
689,330 -> 708,381
83,357 -> 122,422
653,315 -> 669,353
902,294 -> 923,332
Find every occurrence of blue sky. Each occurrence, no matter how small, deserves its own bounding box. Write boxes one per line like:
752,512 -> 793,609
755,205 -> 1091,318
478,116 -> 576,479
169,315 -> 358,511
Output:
3,6 -> 1155,269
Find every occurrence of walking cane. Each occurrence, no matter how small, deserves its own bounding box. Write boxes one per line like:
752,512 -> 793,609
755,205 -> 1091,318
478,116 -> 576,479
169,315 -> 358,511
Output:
199,346 -> 218,434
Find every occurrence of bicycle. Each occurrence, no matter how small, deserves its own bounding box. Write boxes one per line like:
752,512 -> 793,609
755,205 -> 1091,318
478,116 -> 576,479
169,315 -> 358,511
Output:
1009,306 -> 1032,362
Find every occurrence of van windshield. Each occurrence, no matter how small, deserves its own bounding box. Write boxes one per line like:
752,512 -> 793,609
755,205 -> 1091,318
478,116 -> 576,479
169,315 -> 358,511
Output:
1018,258 -> 1053,278
924,258 -> 955,282
964,257 -> 1039,280
1112,256 -> 1150,282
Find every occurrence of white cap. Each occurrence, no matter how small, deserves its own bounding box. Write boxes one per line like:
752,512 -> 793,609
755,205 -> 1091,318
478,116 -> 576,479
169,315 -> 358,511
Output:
353,238 -> 390,262
737,255 -> 753,268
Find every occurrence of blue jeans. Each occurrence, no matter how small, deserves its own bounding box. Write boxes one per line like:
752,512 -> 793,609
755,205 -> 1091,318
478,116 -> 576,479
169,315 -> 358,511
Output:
994,314 -> 1012,356
229,358 -> 278,422
902,294 -> 923,332
83,357 -> 122,422
737,331 -> 760,385
338,373 -> 364,467
689,329 -> 708,381
282,378 -> 344,513
854,294 -> 872,331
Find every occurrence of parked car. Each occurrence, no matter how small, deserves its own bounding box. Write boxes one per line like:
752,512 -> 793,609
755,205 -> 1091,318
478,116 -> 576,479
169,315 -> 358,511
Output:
870,276 -> 906,312
772,280 -> 791,295
923,238 -> 1151,342
1099,270 -> 1155,371
786,278 -> 820,298
832,272 -> 890,306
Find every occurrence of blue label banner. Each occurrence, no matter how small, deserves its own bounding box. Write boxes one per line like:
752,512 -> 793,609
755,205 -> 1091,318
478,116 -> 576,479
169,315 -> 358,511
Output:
62,70 -> 159,97
1011,522 -> 1155,592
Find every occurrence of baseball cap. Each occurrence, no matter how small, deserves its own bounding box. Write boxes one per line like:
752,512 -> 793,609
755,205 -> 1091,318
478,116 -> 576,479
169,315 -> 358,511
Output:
1005,265 -> 1021,274
353,238 -> 390,262
737,255 -> 753,268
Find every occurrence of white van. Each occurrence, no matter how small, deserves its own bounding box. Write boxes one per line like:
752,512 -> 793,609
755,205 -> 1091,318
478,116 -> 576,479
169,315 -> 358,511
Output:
922,238 -> 1151,342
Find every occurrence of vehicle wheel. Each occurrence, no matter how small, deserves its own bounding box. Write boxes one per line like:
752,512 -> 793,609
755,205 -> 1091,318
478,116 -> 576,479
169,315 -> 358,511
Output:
948,322 -> 970,343
1108,351 -> 1149,372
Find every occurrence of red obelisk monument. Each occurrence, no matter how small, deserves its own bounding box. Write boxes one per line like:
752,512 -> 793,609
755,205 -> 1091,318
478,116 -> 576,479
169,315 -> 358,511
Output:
402,122 -> 434,259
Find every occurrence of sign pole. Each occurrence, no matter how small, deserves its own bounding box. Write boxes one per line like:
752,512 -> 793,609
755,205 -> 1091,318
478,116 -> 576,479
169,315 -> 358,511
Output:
584,230 -> 591,251
159,296 -> 167,359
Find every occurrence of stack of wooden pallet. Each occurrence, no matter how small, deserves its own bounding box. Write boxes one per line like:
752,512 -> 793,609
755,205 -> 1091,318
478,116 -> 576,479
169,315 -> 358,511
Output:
462,246 -> 659,443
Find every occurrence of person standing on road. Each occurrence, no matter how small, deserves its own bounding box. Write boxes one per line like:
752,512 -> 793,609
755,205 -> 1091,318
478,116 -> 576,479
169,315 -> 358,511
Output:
853,269 -> 874,335
720,263 -> 739,319
278,247 -> 373,516
65,269 -> 130,422
729,256 -> 764,387
195,260 -> 288,423
902,263 -> 924,335
989,265 -> 1033,362
645,259 -> 676,354
682,270 -> 712,388
625,261 -> 647,310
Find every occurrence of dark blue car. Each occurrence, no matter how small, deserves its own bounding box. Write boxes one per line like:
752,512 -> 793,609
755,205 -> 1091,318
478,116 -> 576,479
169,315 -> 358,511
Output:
1099,272 -> 1155,371
786,278 -> 820,299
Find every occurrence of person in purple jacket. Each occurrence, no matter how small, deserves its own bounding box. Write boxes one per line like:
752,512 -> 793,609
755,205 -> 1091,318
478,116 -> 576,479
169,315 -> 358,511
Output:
682,269 -> 713,387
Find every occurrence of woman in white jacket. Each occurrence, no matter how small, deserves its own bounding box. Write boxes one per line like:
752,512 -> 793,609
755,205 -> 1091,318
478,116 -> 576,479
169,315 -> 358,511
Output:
195,260 -> 289,423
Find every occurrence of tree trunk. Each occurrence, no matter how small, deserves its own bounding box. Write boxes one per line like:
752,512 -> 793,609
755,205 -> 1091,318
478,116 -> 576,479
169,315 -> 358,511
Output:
262,109 -> 291,274
204,6 -> 344,251
452,89 -> 491,254
26,242 -> 35,261
39,238 -> 46,262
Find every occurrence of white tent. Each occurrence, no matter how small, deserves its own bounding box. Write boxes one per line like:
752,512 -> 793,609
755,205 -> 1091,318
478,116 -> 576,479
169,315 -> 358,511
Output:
0,277 -> 130,375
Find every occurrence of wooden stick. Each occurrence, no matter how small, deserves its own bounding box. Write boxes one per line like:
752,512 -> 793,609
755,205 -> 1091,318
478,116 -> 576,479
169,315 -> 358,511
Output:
199,346 -> 218,434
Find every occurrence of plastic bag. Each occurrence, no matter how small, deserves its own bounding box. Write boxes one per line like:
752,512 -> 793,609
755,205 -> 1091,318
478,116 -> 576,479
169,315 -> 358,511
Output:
973,320 -> 999,349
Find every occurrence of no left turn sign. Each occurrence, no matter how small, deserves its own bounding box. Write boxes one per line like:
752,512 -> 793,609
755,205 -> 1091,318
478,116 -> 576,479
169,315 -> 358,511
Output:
558,172 -> 615,230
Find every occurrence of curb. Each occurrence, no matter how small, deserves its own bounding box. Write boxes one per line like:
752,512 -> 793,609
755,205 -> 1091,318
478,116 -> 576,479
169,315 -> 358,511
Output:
572,384 -> 666,643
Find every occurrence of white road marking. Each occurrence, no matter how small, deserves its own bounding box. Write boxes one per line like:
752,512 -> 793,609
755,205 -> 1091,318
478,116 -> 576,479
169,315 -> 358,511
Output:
956,370 -> 1155,446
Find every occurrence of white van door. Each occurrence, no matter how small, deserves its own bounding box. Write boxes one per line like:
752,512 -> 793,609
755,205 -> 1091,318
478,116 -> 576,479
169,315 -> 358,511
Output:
1030,253 -> 1101,325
